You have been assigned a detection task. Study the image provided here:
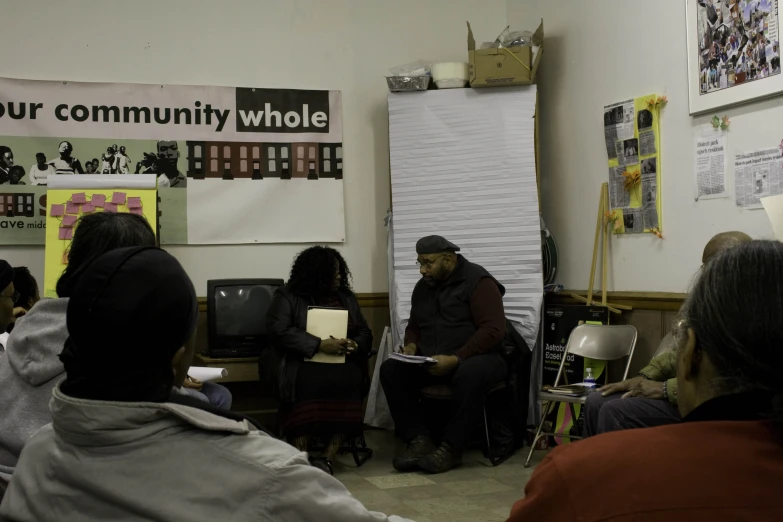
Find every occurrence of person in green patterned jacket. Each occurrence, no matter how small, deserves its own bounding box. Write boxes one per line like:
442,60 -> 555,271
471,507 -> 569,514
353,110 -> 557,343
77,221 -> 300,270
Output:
582,231 -> 752,437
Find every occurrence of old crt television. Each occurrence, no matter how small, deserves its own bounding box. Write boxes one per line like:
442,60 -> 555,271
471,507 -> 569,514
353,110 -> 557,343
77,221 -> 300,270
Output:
206,278 -> 284,357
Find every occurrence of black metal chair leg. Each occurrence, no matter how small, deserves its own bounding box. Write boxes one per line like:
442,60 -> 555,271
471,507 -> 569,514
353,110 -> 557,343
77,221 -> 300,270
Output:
484,402 -> 512,467
346,435 -> 373,468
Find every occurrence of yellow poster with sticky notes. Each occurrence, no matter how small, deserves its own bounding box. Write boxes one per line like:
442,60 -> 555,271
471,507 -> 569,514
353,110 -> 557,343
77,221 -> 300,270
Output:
603,94 -> 665,235
43,188 -> 157,298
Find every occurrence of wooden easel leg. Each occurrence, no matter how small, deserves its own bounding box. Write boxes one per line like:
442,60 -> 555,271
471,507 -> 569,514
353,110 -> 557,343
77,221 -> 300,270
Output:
586,185 -> 604,305
601,182 -> 610,307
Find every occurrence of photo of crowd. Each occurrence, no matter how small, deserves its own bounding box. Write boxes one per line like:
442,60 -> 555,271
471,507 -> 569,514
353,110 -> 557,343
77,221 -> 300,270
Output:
0,140 -> 186,188
697,0 -> 781,95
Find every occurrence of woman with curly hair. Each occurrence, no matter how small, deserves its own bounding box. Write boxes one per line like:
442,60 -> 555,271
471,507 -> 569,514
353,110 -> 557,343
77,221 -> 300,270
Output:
261,246 -> 372,474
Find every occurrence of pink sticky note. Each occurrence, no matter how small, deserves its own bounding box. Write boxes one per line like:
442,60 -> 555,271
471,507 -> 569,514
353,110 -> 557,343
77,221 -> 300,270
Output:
91,194 -> 106,208
127,197 -> 142,209
129,207 -> 144,215
71,193 -> 86,204
111,192 -> 126,205
62,214 -> 78,227
104,202 -> 118,213
50,204 -> 65,217
82,203 -> 95,214
65,202 -> 80,215
58,226 -> 73,240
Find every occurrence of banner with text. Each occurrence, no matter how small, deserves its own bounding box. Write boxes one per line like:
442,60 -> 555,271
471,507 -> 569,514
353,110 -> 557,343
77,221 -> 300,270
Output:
0,77 -> 345,245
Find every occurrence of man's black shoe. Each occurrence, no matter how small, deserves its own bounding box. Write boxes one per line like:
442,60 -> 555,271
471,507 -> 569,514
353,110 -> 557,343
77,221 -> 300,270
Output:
418,442 -> 463,474
392,435 -> 434,472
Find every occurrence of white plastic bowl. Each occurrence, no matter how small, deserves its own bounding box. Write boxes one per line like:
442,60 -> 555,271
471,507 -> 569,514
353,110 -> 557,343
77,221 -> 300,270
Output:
435,78 -> 468,89
432,62 -> 468,89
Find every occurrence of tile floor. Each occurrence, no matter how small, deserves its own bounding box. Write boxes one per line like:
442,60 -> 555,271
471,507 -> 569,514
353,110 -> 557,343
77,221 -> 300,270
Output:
332,430 -> 548,522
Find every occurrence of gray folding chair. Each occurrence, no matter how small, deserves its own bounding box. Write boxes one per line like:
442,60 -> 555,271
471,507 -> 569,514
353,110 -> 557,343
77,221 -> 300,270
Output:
524,324 -> 638,467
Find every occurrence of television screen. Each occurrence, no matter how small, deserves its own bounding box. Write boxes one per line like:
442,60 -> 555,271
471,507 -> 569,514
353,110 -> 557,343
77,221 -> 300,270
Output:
213,284 -> 276,337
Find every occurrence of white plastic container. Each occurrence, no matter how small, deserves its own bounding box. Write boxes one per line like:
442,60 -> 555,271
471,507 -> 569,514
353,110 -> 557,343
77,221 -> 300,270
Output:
431,62 -> 468,89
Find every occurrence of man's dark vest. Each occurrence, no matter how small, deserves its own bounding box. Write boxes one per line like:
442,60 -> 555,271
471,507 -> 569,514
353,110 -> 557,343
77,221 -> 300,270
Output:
410,255 -> 505,357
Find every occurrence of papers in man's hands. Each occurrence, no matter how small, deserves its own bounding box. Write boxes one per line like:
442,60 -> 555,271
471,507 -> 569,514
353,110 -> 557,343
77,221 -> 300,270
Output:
306,307 -> 349,364
389,353 -> 437,365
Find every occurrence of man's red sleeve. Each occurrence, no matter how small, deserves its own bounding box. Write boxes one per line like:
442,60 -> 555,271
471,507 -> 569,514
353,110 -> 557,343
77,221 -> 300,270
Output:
456,277 -> 506,361
507,454 -> 577,521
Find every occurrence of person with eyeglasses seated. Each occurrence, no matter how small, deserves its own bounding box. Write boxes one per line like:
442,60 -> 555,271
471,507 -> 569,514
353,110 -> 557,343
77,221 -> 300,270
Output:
380,236 -> 507,474
582,231 -> 752,437
509,240 -> 783,520
0,247 -> 411,522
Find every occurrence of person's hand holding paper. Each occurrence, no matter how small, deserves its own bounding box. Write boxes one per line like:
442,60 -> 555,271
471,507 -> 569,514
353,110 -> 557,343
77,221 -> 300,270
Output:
319,337 -> 349,355
306,308 -> 350,364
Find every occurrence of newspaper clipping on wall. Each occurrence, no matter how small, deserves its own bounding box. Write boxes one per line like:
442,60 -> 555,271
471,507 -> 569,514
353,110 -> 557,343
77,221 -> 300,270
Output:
603,94 -> 663,234
603,99 -> 635,160
735,147 -> 783,209
694,131 -> 729,200
608,166 -> 630,208
642,174 -> 659,229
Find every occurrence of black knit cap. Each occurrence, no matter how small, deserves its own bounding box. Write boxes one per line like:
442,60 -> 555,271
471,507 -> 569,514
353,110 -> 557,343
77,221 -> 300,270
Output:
416,235 -> 460,255
0,260 -> 14,292
60,247 -> 197,402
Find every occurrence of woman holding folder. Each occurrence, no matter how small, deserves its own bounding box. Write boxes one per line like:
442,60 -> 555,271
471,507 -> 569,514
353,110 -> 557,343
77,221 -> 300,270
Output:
261,246 -> 373,474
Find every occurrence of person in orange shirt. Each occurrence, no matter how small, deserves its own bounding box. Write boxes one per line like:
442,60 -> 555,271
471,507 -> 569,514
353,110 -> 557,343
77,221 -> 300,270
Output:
508,240 -> 783,521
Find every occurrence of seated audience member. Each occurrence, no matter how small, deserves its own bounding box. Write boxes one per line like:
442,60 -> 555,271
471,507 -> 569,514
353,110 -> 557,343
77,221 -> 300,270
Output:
0,247 -> 409,522
0,261 -> 15,351
5,267 -> 40,335
509,240 -> 783,521
0,214 -> 156,484
381,236 -> 506,474
583,231 -> 752,437
261,246 -> 372,475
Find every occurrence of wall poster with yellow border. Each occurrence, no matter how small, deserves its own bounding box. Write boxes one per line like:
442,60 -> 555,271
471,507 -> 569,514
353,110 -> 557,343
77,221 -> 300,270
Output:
603,94 -> 664,234
43,188 -> 157,297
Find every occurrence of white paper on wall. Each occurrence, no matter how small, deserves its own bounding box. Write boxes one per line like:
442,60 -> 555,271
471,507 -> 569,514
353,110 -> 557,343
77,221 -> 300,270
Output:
387,86 -> 543,352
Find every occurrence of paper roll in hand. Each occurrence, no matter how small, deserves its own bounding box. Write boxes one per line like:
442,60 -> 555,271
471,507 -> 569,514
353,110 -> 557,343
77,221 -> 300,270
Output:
187,366 -> 228,382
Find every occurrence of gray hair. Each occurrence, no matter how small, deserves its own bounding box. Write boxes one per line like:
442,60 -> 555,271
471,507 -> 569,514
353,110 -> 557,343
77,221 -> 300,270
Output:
675,240 -> 783,440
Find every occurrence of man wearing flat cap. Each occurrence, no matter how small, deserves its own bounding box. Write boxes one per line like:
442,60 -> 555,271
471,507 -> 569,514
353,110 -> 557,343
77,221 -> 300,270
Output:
380,236 -> 507,474
0,261 -> 16,351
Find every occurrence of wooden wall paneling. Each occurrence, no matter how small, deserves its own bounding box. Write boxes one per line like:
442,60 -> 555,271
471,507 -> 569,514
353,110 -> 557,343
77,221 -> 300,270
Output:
623,309 -> 665,379
663,311 -> 679,335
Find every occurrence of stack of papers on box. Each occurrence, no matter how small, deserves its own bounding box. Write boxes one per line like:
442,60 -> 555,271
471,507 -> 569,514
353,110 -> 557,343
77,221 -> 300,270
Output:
389,353 -> 437,365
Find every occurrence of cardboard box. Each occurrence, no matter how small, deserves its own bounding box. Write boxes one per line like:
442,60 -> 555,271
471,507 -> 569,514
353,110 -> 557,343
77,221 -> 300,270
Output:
467,20 -> 544,88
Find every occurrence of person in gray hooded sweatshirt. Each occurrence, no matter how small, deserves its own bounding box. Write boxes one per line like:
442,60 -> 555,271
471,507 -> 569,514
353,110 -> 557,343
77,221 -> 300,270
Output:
0,212 -> 157,483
